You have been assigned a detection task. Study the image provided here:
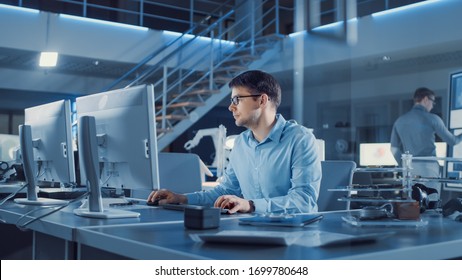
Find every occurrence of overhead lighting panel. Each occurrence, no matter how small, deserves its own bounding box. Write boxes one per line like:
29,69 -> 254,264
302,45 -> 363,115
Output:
39,52 -> 58,67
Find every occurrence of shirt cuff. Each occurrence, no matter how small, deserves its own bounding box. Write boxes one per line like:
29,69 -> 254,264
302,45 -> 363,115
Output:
185,193 -> 199,205
252,198 -> 266,213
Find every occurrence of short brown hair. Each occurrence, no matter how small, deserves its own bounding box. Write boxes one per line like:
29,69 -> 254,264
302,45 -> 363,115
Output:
413,87 -> 435,103
228,70 -> 281,108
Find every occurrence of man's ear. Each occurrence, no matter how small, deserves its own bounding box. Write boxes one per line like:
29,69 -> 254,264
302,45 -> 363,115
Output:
260,93 -> 269,105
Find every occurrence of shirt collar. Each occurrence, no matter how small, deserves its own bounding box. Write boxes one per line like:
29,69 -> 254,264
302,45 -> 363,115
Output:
244,114 -> 286,144
413,104 -> 427,112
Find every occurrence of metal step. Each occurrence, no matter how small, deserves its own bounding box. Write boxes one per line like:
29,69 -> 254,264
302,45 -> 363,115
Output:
156,114 -> 188,121
156,101 -> 205,110
221,54 -> 260,66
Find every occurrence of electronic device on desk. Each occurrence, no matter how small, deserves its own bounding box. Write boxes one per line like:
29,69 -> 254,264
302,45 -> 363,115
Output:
75,84 -> 160,219
15,100 -> 76,206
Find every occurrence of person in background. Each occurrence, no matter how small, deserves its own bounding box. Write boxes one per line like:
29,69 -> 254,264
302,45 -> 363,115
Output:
148,70 -> 321,214
390,87 -> 462,195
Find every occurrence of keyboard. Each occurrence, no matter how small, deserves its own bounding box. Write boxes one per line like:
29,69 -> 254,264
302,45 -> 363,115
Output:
39,187 -> 87,199
161,203 -> 229,214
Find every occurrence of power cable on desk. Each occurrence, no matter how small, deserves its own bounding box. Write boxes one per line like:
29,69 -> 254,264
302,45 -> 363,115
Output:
0,183 -> 28,206
15,191 -> 89,231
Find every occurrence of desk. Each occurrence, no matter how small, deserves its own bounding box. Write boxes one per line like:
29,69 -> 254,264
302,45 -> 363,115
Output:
2,200 -> 462,260
76,211 -> 462,260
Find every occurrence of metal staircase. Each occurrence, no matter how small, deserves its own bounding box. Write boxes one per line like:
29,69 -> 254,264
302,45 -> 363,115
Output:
105,0 -> 285,151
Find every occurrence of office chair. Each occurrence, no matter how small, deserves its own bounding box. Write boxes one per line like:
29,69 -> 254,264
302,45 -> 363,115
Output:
157,152 -> 203,193
131,152 -> 202,199
317,160 -> 356,212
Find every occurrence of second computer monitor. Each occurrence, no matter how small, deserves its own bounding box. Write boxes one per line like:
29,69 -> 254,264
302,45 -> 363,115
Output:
76,84 -> 160,194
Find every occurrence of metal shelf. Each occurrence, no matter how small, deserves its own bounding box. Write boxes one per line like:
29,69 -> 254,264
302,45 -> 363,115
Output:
354,167 -> 403,172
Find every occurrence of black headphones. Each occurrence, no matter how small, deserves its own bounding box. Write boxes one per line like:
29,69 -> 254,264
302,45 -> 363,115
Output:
412,183 -> 438,213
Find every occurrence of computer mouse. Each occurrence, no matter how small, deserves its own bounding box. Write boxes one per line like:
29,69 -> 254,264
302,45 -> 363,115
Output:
146,198 -> 160,206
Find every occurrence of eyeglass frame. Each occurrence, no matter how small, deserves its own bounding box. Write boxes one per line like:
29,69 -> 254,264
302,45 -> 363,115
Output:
230,94 -> 263,106
428,96 -> 436,105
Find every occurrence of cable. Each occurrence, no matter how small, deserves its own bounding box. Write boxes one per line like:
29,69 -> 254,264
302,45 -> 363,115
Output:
15,191 -> 89,231
0,183 -> 28,206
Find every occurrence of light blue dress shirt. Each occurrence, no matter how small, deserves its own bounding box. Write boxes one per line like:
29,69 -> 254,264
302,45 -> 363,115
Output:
186,114 -> 321,214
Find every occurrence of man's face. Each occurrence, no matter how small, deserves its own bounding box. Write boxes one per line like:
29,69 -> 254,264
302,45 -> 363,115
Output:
228,86 -> 262,128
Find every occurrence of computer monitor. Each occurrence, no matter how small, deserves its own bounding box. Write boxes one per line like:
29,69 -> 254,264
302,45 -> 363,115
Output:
75,84 -> 160,218
359,142 -> 447,167
445,128 -> 462,192
15,100 -> 75,205
449,71 -> 462,129
359,143 -> 398,167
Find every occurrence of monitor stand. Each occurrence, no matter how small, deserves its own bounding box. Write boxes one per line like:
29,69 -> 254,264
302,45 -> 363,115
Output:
73,207 -> 139,219
74,116 -> 139,219
16,125 -> 69,206
14,197 -> 69,206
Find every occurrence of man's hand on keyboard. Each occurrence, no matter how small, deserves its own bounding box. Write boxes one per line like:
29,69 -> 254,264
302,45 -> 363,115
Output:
147,189 -> 187,206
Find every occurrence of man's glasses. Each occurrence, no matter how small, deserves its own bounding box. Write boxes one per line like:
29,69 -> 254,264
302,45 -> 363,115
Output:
230,94 -> 262,106
428,97 -> 436,105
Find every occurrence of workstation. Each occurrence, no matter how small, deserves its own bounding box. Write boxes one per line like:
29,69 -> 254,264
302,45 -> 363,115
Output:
1,0 -> 462,263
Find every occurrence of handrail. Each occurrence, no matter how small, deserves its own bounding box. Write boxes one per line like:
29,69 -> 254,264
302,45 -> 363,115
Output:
125,0 -> 274,89
123,8 -> 236,89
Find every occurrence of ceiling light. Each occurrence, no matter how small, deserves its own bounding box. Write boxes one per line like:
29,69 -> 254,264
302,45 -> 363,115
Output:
39,52 -> 58,67
382,55 -> 391,61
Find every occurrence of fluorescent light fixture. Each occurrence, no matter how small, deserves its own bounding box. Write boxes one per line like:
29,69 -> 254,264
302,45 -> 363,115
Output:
372,0 -> 441,17
289,18 -> 358,36
59,14 -> 148,31
288,30 -> 306,38
39,52 -> 58,67
0,4 -> 39,14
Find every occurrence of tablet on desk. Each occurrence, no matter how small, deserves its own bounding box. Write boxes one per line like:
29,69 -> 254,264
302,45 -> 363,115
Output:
239,214 -> 323,227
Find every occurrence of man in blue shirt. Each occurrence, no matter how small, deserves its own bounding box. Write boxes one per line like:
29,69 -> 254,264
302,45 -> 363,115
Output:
148,70 -> 321,214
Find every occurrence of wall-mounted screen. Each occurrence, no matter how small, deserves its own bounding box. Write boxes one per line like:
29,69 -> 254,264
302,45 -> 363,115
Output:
449,71 -> 462,129
445,129 -> 462,193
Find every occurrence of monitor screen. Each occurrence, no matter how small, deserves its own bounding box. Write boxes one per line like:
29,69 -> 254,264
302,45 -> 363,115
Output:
24,100 -> 76,187
445,128 -> 462,192
359,142 -> 447,167
359,143 -> 397,167
449,71 -> 462,129
76,84 -> 160,193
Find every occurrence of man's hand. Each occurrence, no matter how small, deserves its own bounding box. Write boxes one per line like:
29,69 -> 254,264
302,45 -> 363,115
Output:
147,189 -> 187,205
214,195 -> 254,214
